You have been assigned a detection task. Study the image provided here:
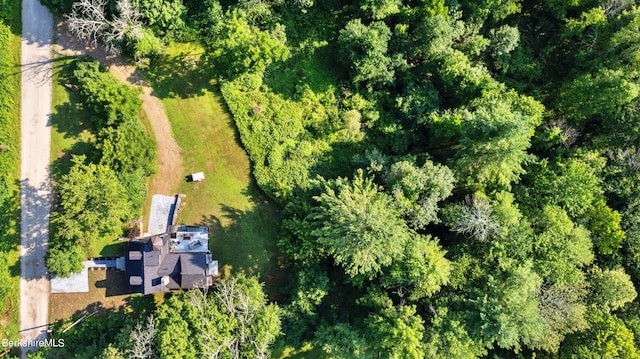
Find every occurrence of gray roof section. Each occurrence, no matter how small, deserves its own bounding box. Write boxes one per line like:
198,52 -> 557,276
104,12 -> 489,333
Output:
180,253 -> 207,275
124,233 -> 214,295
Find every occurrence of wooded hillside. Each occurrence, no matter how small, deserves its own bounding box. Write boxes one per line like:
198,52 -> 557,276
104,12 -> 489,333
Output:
36,0 -> 640,357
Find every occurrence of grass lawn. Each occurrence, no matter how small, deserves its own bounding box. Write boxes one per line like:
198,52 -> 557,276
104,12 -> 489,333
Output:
49,270 -> 133,322
0,8 -> 22,340
50,57 -> 96,176
142,43 -> 286,298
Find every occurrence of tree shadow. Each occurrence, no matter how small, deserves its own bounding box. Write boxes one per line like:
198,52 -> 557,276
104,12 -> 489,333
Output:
98,242 -> 124,257
262,43 -> 342,101
19,178 -> 53,281
198,193 -> 287,301
141,49 -> 218,99
94,270 -> 128,297
309,140 -> 361,180
124,293 -> 156,316
0,180 -> 21,256
50,140 -> 96,179
70,301 -> 106,319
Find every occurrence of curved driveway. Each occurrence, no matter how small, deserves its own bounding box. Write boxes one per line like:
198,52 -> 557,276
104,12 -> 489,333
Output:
19,0 -> 53,356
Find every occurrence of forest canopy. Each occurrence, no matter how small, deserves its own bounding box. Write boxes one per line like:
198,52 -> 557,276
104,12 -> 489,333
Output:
37,0 -> 640,357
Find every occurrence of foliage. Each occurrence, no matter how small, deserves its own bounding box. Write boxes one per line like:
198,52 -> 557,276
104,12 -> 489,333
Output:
534,281 -> 588,352
466,263 -> 547,350
381,234 -> 451,300
383,159 -> 455,229
204,10 -> 289,78
531,205 -> 594,285
73,60 -> 142,129
184,274 -> 281,358
561,308 -> 640,358
132,0 -> 186,40
338,19 -> 395,88
96,121 -> 156,176
588,266 -> 637,312
34,0 -> 640,355
442,92 -> 542,190
314,323 -> 369,359
366,303 -> 425,359
586,199 -> 625,255
310,169 -> 410,278
45,242 -> 85,278
51,156 -> 131,249
32,275 -> 279,358
0,11 -> 21,340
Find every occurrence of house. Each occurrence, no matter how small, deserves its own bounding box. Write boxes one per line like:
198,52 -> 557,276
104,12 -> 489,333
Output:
124,225 -> 218,295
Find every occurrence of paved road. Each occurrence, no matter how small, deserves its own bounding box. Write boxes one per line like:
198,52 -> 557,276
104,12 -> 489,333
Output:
19,0 -> 53,356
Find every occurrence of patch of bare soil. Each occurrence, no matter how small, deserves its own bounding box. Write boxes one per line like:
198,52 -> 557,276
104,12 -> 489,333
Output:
53,22 -> 183,196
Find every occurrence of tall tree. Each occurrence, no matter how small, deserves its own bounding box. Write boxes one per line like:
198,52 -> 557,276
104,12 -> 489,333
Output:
187,275 -> 281,359
381,234 -> 451,300
310,169 -> 411,278
531,205 -> 594,285
204,10 -> 289,78
384,159 -> 455,229
338,19 -> 395,88
588,266 -> 637,312
52,156 -> 131,247
366,303 -> 425,359
466,263 -> 547,350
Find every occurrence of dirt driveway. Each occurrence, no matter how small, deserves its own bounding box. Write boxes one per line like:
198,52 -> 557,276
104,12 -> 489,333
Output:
54,23 -> 184,196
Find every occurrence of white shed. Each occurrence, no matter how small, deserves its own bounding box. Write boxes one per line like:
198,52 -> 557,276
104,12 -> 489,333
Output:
191,171 -> 205,182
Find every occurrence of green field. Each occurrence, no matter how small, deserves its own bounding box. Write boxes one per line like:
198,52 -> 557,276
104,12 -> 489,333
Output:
143,43 -> 286,298
0,2 -> 22,340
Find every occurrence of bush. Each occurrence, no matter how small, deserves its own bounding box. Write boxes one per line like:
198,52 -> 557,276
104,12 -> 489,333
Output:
46,243 -> 85,278
97,121 -> 157,176
73,60 -> 142,129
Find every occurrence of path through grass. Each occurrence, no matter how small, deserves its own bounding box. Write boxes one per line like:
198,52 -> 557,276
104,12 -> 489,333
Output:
143,43 -> 286,298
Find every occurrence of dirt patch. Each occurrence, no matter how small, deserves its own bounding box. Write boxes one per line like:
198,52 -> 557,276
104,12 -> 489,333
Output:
53,23 -> 183,196
49,270 -> 130,322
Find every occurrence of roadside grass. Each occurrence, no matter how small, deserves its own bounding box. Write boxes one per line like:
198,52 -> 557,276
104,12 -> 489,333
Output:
50,57 -> 96,175
142,43 -> 286,298
0,4 -> 22,340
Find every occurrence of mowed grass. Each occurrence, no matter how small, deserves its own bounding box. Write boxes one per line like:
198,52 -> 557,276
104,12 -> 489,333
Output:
143,43 -> 286,298
49,270 -> 132,322
50,57 -> 96,174
0,13 -> 22,340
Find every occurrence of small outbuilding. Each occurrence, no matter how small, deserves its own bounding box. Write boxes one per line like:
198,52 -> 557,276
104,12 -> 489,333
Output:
191,172 -> 205,182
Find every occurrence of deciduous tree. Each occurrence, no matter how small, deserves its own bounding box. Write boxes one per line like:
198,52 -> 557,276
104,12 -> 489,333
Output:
52,156 -> 131,247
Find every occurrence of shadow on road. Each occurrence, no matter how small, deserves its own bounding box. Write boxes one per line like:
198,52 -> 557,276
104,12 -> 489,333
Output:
20,178 -> 52,281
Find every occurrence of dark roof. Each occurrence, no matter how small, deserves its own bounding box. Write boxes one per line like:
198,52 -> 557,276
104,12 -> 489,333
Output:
124,234 -> 213,295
